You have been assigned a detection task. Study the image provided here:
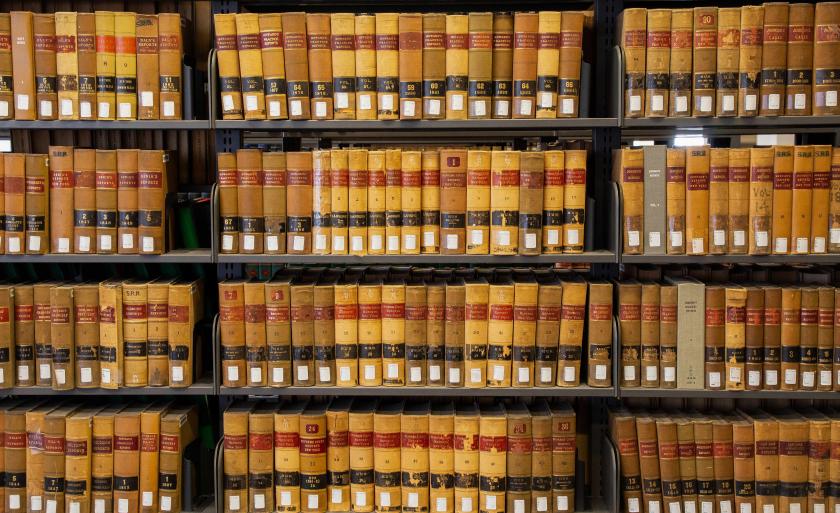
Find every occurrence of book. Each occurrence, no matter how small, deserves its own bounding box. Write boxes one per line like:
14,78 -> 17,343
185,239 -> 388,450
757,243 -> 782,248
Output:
739,6 -> 764,116
282,13 -> 310,120
421,152 -> 441,255
33,14 -> 57,120
551,403 -> 576,513
464,279 -> 488,388
223,402 -> 252,513
643,145 -> 666,254
712,419 -> 735,513
168,280 -> 200,388
453,403 -> 479,513
800,287 -> 820,390
236,13 -> 265,120
785,3 -> 815,115
760,3 -> 789,116
709,148 -> 729,254
534,274 -> 561,387
347,149 -> 368,255
22,155 -> 46,254
260,14 -> 287,120
519,151 -> 544,255
811,146 -> 832,253
611,410 -> 642,513
34,283 -> 55,386
528,401 -> 552,513
692,7 -> 717,116
383,281 -> 406,385
74,148 -> 97,254
440,149 -> 467,254
14,285 -> 34,386
135,14 -> 159,120
745,286 -> 765,390
705,285 -> 725,390
158,405 -> 198,513
158,14 -> 181,120
542,150 -> 564,254
355,15 -> 377,120
818,287 -> 834,390
138,150 -> 171,254
376,13 -> 399,120
478,403 -> 506,513
505,403 -> 531,513
512,13 -> 538,118
334,280 -> 358,386
655,418 -> 681,513
330,14 -> 355,120
44,404 -> 77,513
313,279 -> 335,385
763,286 -> 782,390
773,145 -> 795,254
487,279 -> 514,387
236,149 -> 264,254
749,146 -> 774,254
65,407 -> 96,513
49,146 -> 74,253
287,151 -> 313,254
781,287 -> 802,390
778,411 -> 808,513
117,149 -> 139,254
146,281 -> 171,387
374,401 -> 402,513
468,13 -> 492,119
645,10 -> 671,117
490,150 -> 520,255
558,12 -> 584,118
557,278 -> 586,387
668,276 -> 705,389
686,146 -> 710,255
511,278 -> 536,387
265,277 -> 292,387
218,152 -> 238,254
114,12 -> 136,119
401,151 -> 421,255
405,280 -> 428,386
51,285 -> 74,390
358,280 -> 382,386
445,15 -> 468,120
789,146 -> 814,255
95,150 -> 118,254
367,150 -> 386,254
716,8 -> 741,116
466,150 -> 491,255
422,14 -> 445,119
114,404 -> 145,513
427,281 -> 446,386
615,148 -> 644,254
55,12 -> 78,120
725,286 -> 747,390
668,9 -> 693,117
492,13 -> 514,118
275,400 -> 304,513
588,281 -> 613,388
665,148 -> 686,253
220,280 -> 246,388
327,398 -> 351,512
401,402 -> 430,513
636,414 -> 663,513
731,418 -> 756,513
307,14 -> 333,120
0,287 -> 12,388
693,417 -> 715,513
2,154 -> 22,255
399,14 -> 422,120
214,14 -> 242,119
814,3 -> 840,115
291,280 -> 315,386
330,149 -> 349,254
618,281 -> 642,388
430,402 -> 455,513
727,148 -> 750,254
139,403 -> 167,513
0,15 -> 12,120
9,12 -> 34,120
619,8 -> 646,118
640,282 -> 660,387
97,281 -> 122,389
248,403 -> 274,513
535,11 -> 560,118
659,284 -> 677,388
122,281 -> 149,387
74,283 -> 100,388
95,11 -> 116,119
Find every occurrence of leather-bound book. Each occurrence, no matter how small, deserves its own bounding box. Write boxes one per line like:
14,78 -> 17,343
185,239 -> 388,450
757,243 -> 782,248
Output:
811,146 -> 831,253
265,277 -> 292,387
466,150 -> 491,254
464,278 -> 488,388
74,283 -> 100,388
168,279 -> 201,388
610,410 -> 642,513
236,13 -> 265,120
487,278 -> 514,387
2,154 -> 22,255
96,11 -> 116,119
287,151 -> 313,254
512,12 -> 537,118
558,12 -> 584,118
274,400 -> 304,512
445,15 -> 468,120
668,9 -> 693,117
727,148 -> 750,254
643,145 -> 667,255
330,149 -> 349,254
764,286 -> 782,390
355,15 -> 377,120
817,286 -> 834,390
50,284 -> 74,390
490,150 -> 520,255
330,14 -> 355,120
427,280 -> 446,386
749,147 -> 774,254
14,284 -> 34,386
24,154 -> 48,254
619,281 -> 642,388
73,148 -> 97,254
781,287 -> 802,390
619,8 -> 647,118
99,280 -> 123,389
373,401 -> 402,513
614,148 -> 644,255
725,286 -> 747,390
49,145 -> 74,254
65,407 -> 96,513
692,7 -> 718,116
139,403 -> 168,513
401,150 -> 421,255
645,9 -> 671,117
405,280 -> 428,386
468,13 -> 492,119
26,404 -> 56,513
542,150 -> 564,254
307,14 -> 333,120
760,3 -> 789,116
557,277 -> 586,387
334,280 -> 359,387
731,418 -> 756,513
291,279 -> 315,386
705,285 -> 725,390
122,281 -> 149,387
659,284 -> 677,388
512,277 -> 538,387
245,281 -> 267,386
95,150 -> 117,254
772,145 -> 794,254
399,14 -> 422,120
777,411 -> 808,513
563,150 -> 586,253
158,14 -> 181,120
709,148 -> 729,255
236,149 -> 264,254
220,280 -> 246,388
551,403 -> 576,513
492,13 -> 513,118
791,145 -> 814,254
385,148 -> 402,255
214,14 -> 242,119
326,398 -> 351,512
813,3 -> 840,115
117,149 -> 139,254
686,146 -> 710,255
666,148 -> 686,254
348,399 -> 375,512
218,152 -> 238,254
478,403 -> 506,513
33,14 -> 57,120
0,15 -> 12,119
674,417 -> 697,513
739,6 -> 764,116
382,281 -> 406,386
367,150 -> 386,254
745,286 -> 765,390
262,152 -> 286,254
588,281 -> 613,388
518,151 -> 544,255
832,149 -> 840,252
138,150 -> 172,254
34,283 -> 55,387
358,280 -> 382,386
56,12 -> 79,120
636,414 -> 663,513
421,150 -> 441,254
655,418 -> 682,513
135,14 -> 159,120
158,405 -> 198,513
693,417 -> 715,513
247,403 -> 274,513
785,3 -> 814,115
430,402 -> 455,513
376,13 -> 399,120
440,149 -> 467,254
535,11 -> 560,118
44,404 -> 79,513
800,287 -> 819,390
712,419 -> 735,513
223,402 -> 252,513
347,149 -> 368,255
260,14 -> 287,120
422,14 -> 445,119
805,410 -> 831,513
114,12 -> 136,119
716,8 -> 741,117
281,13 -> 311,120
10,12 -> 35,120
0,286 -> 12,388
640,282 -> 661,388
505,403 -> 531,513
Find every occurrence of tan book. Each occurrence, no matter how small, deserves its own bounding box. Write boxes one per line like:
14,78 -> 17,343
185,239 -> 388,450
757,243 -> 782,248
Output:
26,404 -> 56,513
781,287 -> 802,390
3,154 -> 23,255
712,419 -> 735,513
716,8 -> 741,116
33,14 -> 57,120
614,148 -> 644,254
510,278 -> 536,387
491,13 -> 514,118
645,10 -> 671,117
772,145 -> 795,254
287,152 -> 313,254
588,281 -> 613,388
748,147 -> 774,254
13,284 -> 34,387
43,404 -> 78,513
367,150 -> 386,254
655,418 -> 682,513
55,12 -> 79,120
764,286 -> 783,389
139,403 -> 168,513
382,281 -> 406,386
505,403 -> 531,513
330,149 -> 349,254
262,152 -> 286,254
791,145 -> 815,254
692,7 -> 718,116
467,13 -> 492,119
312,150 -> 332,255
49,146 -> 74,254
693,417 -> 715,513
223,402 -> 252,513
95,150 -> 117,254
477,404 -> 506,513
0,14 -> 12,120
709,148 -> 729,254
761,3 -> 789,116
114,404 -> 146,513
384,148 -> 402,255
358,280 -> 382,386
73,149 -> 97,254
557,12 -> 584,118
464,279 -> 488,388
65,408 -> 96,513
669,9 -> 693,116
429,402 -> 455,513
739,6 -> 764,116
291,280 -> 315,386
244,281 -> 267,386
236,13 -> 265,120
34,283 -> 55,387
405,281 -> 427,386
214,14 -> 242,119
25,154 -> 49,254
813,3 -> 840,115
399,14 -> 422,120
95,11 -> 116,119
811,146 -> 832,253
117,149 -> 139,254
487,279 -> 514,387
168,280 -> 201,388
282,13 -> 311,120
265,277 -> 292,387
330,13 -> 355,120
426,281 -> 446,386
778,411 -> 808,513
158,405 -> 198,513
445,15 -> 468,120
686,146 -> 710,255
640,282 -> 661,388
74,283 -> 99,388
158,14 -> 181,120
727,148 -> 750,254
137,150 -> 172,255
466,150 -> 491,254
401,150 -> 421,255
535,11 -> 560,118
636,414 -> 663,513
275,401 -> 304,512
135,14 -> 159,120
422,14 -> 445,119
817,287 -> 834,390
785,3 -> 815,115
705,285 -> 726,390
327,398 -> 351,512
307,14 -> 333,120
618,281 -> 642,387
9,12 -> 34,120
800,287 -> 819,390
260,14 -> 287,120
401,402 -> 430,513
658,284 -> 677,388
348,149 -> 368,255
248,403 -> 274,513
0,286 -> 12,388
542,150 -> 565,253
745,286 -> 765,390
374,401 -> 402,513
665,148 -> 686,253
122,281 -> 149,387
725,286 -> 748,389
557,278 -> 586,387
220,280 -> 246,388
490,150 -> 519,255
518,151 -> 544,255
376,13 -> 399,120
551,403 -> 576,513
512,13 -> 537,118
611,410 -> 642,513
50,285 -> 74,390
98,280 -> 123,389
421,150 -> 441,254
619,8 -> 647,117
440,149 -> 467,254
354,15 -> 377,120
114,12 -> 137,119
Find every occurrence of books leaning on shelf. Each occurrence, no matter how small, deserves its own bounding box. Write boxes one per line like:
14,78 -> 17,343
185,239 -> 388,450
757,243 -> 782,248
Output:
218,266 -> 613,389
213,11 -> 589,121
620,3 -> 840,119
0,278 -> 203,390
223,398 -> 577,513
218,147 -> 588,256
615,144 -> 839,256
1,11 -> 183,121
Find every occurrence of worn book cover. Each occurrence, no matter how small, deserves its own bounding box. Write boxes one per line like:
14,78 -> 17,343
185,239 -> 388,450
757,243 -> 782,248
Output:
138,150 -> 173,254
0,15 -> 12,120
748,146 -> 774,254
95,150 -> 117,254
74,283 -> 100,388
781,287 -> 802,390
763,286 -> 782,390
347,150 -> 368,255
14,285 -> 34,386
491,13 -> 513,118
374,401 -> 402,513
219,280 -> 246,388
427,281 -> 445,386
665,148 -> 686,253
511,278 -> 537,387
168,279 -> 201,387
535,11 -> 560,118
114,12 -> 136,119
33,14 -> 57,120
505,403 -> 531,513
619,9 -> 647,117
444,280 -> 465,387
705,285 -> 726,390
114,404 -> 146,513
122,281 -> 149,387
34,283 -> 55,386
65,407 -> 97,513
281,13 -> 311,120
312,150 -> 332,255
264,277 -> 292,387
534,275 -> 560,387
99,280 -> 124,389
666,276 -> 705,389
95,11 -> 116,120
818,287 -> 834,390
307,14 -> 333,120
287,152 -> 313,254
274,400 -> 304,512
777,411 -> 808,513
716,8 -> 741,116
214,14 -> 242,119
354,15 -> 377,120
50,285 -> 74,390
811,146 -> 832,253
760,3 -> 789,116
725,286 -> 747,389
0,286 -> 13,388
330,149 -> 349,254
382,281 -> 406,386
518,151 -> 544,255
643,145 -> 667,254
376,13 -> 399,120
117,149 -> 139,254
55,12 -> 79,120
401,150 -> 421,255
135,15 -> 159,120
709,148 -> 729,254
636,414 -> 663,513
399,14 -> 422,120
24,154 -> 48,254
73,149 -> 97,254
558,12 -> 584,118
773,145 -> 795,254
686,146 -> 710,255
587,281 -> 613,388
43,404 -> 78,513
49,146 -> 74,253
487,279 -> 514,387
139,403 -> 168,513
430,402 -> 455,513
478,403 -> 506,513
327,398 -> 351,512
727,148 -> 750,254
692,417 -> 715,513
512,13 -> 537,118
366,150 -> 386,255
464,279 -> 488,388
405,281 -> 427,386
262,152 -> 286,254
551,403 -> 576,513
542,150 -> 564,254
813,4 -> 840,115
330,14 -> 354,120
421,150 -> 441,254
658,284 -> 677,388
692,8 -> 718,116
490,150 -> 520,255
2,154 -> 23,254
785,4 -> 815,115
401,402 -> 430,513
248,403 -> 274,513
645,10 -> 671,117
745,286 -> 765,390
158,14 -> 181,120
791,145 -> 815,254
358,280 -> 382,386
800,287 -> 819,390
223,402 -> 252,513
385,149 -> 402,255
422,14 -> 446,120
244,281 -> 267,386
291,280 -> 315,386
440,149 -> 467,254
466,150 -> 491,254
640,282 -> 660,388
158,405 -> 197,513
557,278 -> 585,387
614,148 -> 644,255
618,281 -> 642,388
259,14 -> 286,120
235,13 -> 265,120
739,6 -> 764,116
468,13 -> 492,119
610,410 -> 642,513
668,9 -> 692,116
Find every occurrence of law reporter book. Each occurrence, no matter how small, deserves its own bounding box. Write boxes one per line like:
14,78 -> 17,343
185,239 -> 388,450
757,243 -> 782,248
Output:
785,3 -> 814,116
99,280 -> 124,389
135,14 -> 159,120
260,14 -> 287,120
236,13 -> 265,120
158,404 -> 198,513
618,8 -> 646,118
33,13 -> 57,121
74,148 -> 97,254
214,14 -> 242,119
512,12 -> 537,119
491,13 -> 513,119
422,14 -> 446,120
739,6 -> 764,117
468,13 -> 493,119
282,13 -> 311,120
158,14 -> 182,120
399,14 -> 422,120
95,150 -> 118,254
55,12 -> 79,120
0,14 -> 12,120
138,150 -> 173,255
307,13 -> 333,120
117,149 -> 139,254
558,12 -> 584,118
114,12 -> 137,120
644,10 -> 670,118
3,153 -> 23,255
248,403 -> 274,513
223,401 -> 253,513
445,15 -> 468,120
330,14 -> 355,120
760,2 -> 788,116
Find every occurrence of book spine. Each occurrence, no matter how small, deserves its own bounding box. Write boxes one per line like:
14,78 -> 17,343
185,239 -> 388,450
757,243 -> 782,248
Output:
244,282 -> 267,386
159,410 -> 195,513
557,12 -> 584,118
287,152 -> 313,254
781,288 -> 802,390
705,286 -> 725,390
712,422 -> 735,513
764,287 -> 782,390
158,14 -> 181,120
588,282 -> 613,388
114,12 -> 137,119
800,288 -> 819,390
50,285 -> 74,390
792,145 -> 815,253
95,150 -> 117,254
738,6 -> 763,116
236,149 -> 265,254
313,285 -> 336,385
376,14 -> 399,120
367,151 -> 386,254
260,14 -> 287,120
382,283 -> 406,386
656,420 -> 682,513
686,146 -> 710,255
535,281 -> 561,388
399,14 -> 422,120
445,15 -> 468,120
405,284 -> 428,386
733,422 -> 756,513
354,15 -> 377,120
562,156 -> 586,254
330,13 -> 355,120
675,281 -> 706,387
512,13 -> 537,119
749,147 -> 774,254
214,14 -> 242,119
401,410 -> 430,513
327,406 -> 350,512
440,149 -> 467,254
14,285 -> 34,386
348,150 -> 368,255
421,151 -> 441,254
117,149 -> 139,254
74,285 -> 100,388
0,287 -> 11,388
358,284 -> 382,386
466,150 -> 491,255
34,14 -> 57,120
505,411 -> 531,513
785,4 -> 815,115
760,3 -> 789,116
139,410 -> 161,513
814,4 -> 840,115
745,287 -> 765,390
491,14 -> 513,119
374,410 -> 400,513
330,149 -> 349,254
334,283 -> 358,386
807,416 -> 830,513
668,9 -> 692,117
95,11 -> 116,119
220,282 -> 245,387
34,284 -> 53,386
542,151 -> 565,254
426,285 -> 445,386
518,152 -> 544,255
168,282 -> 196,387
223,409 -> 248,513
643,145 -> 667,255
135,14 -> 159,120
619,282 -> 642,387
123,282 -> 148,387
535,12 -> 560,119
709,148 -> 729,255
725,287 -> 747,390
753,417 -> 779,513
265,281 -> 292,387
530,410 -> 551,513
773,146 -> 795,254
621,8 -> 647,118
0,15 -> 12,119
73,148 -> 97,254
727,148 -> 750,254
248,411 -> 274,513
274,408 -> 300,512
422,14 -> 445,119
348,409 -> 373,512
645,10 -> 671,117
56,12 -> 79,120
778,418 -> 808,513
659,285 -> 677,388
640,283 -> 661,388
49,146 -> 74,253
692,7 -> 718,116
551,407 -> 576,513
487,283 -> 514,387
307,14 -> 333,120
616,148 -> 644,254
812,146 -> 832,253
137,150 -> 168,254
2,154 -> 22,254
9,12 -> 34,120
636,417 -> 663,513
715,8 -> 740,116
557,281 -> 585,387
478,412 -> 506,513
43,413 -> 68,513
490,150 -> 520,255
467,13 -> 492,119
666,148 -> 686,253
694,421 -> 715,513
98,282 -> 122,389
282,13 -> 311,120
291,284 -> 315,386
430,409 -> 454,513
236,13 -> 265,119
385,149 -> 402,255
465,282 -> 488,388
511,282 -> 537,387
401,151 -> 421,255
65,415 -> 92,513
612,416 -> 642,513
819,287 -> 835,390
218,152 -> 238,254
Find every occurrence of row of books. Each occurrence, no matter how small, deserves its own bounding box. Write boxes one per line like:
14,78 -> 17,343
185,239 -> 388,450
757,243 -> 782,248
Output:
0,400 -> 198,513
2,12 -> 183,121
0,279 -> 204,390
219,266 -> 613,389
620,3 -> 840,118
611,408 -> 840,513
214,11 -> 587,121
615,145 -> 840,256
219,148 -> 588,256
0,148 -> 175,255
223,398 -> 577,513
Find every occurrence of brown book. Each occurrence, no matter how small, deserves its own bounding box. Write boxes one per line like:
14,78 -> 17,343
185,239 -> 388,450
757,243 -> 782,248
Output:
511,278 -> 537,387
491,13 -> 513,118
716,8 -> 741,116
445,15 -> 468,120
505,403 -> 531,513
33,14 -> 57,120
401,402 -> 430,513
0,286 -> 12,388
618,281 -> 642,388
487,279 -> 514,387
27,403 -> 56,513
9,12 -> 35,120
218,152 -> 238,254
114,12 -> 137,120
23,155 -> 48,254
800,287 -> 819,390
158,14 -> 181,120
557,278 -> 586,387
358,280 -> 382,386
348,150 -> 368,255
14,285 -> 34,387
669,9 -> 693,116
117,149 -> 139,254
619,9 -> 647,117
281,13 -> 311,120
158,405 -> 198,513
274,400 -> 304,512
731,418 -> 756,513
426,281 -> 445,386
811,145 -> 832,253
818,286 -> 834,390
468,13 -> 492,119
139,403 -> 168,513
727,148 -> 751,254
330,149 -> 349,254
659,284 -> 677,388
535,11 -> 560,119
813,3 -> 840,115
135,14 -> 159,120
355,15 -> 377,120
399,150 -> 419,255
95,150 -> 118,254
214,14 -> 242,119
761,3 -> 789,116
693,417 -> 715,513
223,402 -> 252,513
313,278 -> 336,385
713,419 -> 736,513
739,6 -> 764,116
138,150 -> 172,254
464,279 -> 488,388
334,280 -> 359,387
114,405 -> 146,513
95,11 -> 116,120
43,404 -> 78,513
363,151 -> 383,254
692,7 -> 717,116
307,14 -> 333,120
146,281 -> 171,387
725,286 -> 747,390
374,401 -> 402,513
551,403 -> 576,513
312,150 -> 332,255
611,410 -> 642,513
644,10 -> 671,118
421,150 -> 440,254
518,151 -> 543,255
260,14 -> 287,120
832,149 -> 840,252
674,417 -> 697,513
49,146 -> 73,253
56,12 -> 79,120
785,4 -> 815,115
248,403 -> 274,513
478,403 -> 506,513
614,148 -> 644,255
640,282 -> 661,388
220,280 -> 246,388
512,13 -> 537,118
466,150 -> 491,254
236,13 -> 265,120
490,150 -> 519,255
399,14 -> 422,120
327,398 -> 351,512
636,414 -> 663,513
99,280 -> 123,389
123,281 -> 149,387
376,13 -> 399,120
440,149 -> 467,254
778,411 -> 809,513
534,277 -> 561,387
74,283 -> 100,388
542,150 -> 564,254
686,146 -> 711,255
265,277 -> 292,387
0,15 -> 12,119
709,148 -> 729,254
405,281 -> 428,386
745,286 -> 765,390
236,149 -> 264,254
50,284 -> 75,390
558,12 -> 584,118
73,148 -> 97,254
34,283 -> 55,387
422,14 -> 445,119
65,407 -> 96,513
347,399 -> 375,512
705,285 -> 725,390
791,145 -> 814,254
291,280 -> 315,386
168,280 -> 200,387
330,14 -> 354,120
287,152 -> 313,254
773,145 -> 795,254
527,401 -> 551,513
781,287 -> 802,390
430,402 -> 455,513
2,154 -> 23,255
665,148 -> 686,253
764,286 -> 783,390
749,147 -> 774,254
656,418 -> 682,513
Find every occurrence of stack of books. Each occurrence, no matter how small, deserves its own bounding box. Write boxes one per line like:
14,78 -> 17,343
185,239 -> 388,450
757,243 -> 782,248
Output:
0,279 -> 203,390
615,145 -> 840,256
223,398 -> 577,513
214,11 -> 588,120
219,266 -> 614,389
2,11 -> 183,121
219,147 -> 588,256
